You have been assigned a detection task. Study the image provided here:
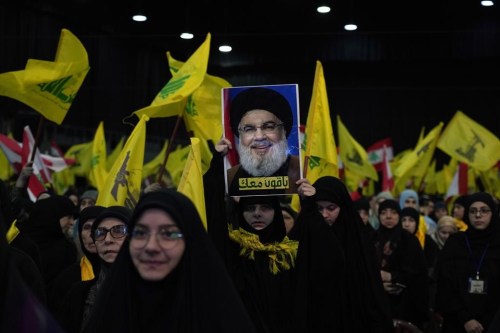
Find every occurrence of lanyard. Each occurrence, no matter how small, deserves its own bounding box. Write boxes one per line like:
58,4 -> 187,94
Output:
465,235 -> 489,279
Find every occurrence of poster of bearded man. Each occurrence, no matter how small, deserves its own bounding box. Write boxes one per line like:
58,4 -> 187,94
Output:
222,84 -> 302,197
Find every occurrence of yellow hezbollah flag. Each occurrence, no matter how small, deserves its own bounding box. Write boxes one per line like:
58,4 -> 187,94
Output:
167,51 -> 231,174
133,33 -> 211,119
89,121 -> 108,192
0,29 -> 89,125
142,140 -> 168,180
437,111 -> 500,171
177,138 -> 207,230
395,122 -> 443,188
337,115 -> 378,181
96,115 -> 149,209
106,137 -> 125,171
65,141 -> 92,177
303,61 -> 338,184
167,144 -> 191,187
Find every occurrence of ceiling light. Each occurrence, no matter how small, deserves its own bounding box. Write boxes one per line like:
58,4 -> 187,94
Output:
132,13 -> 147,22
180,32 -> 194,40
317,5 -> 331,13
219,44 -> 232,53
344,24 -> 358,31
481,0 -> 494,6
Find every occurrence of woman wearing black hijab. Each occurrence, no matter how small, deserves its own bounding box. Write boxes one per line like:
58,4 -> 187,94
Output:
49,205 -> 106,313
373,199 -> 429,329
435,192 -> 500,333
226,195 -> 299,333
19,195 -> 78,295
0,208 -> 65,333
292,176 -> 393,333
82,189 -> 256,333
57,206 -> 132,333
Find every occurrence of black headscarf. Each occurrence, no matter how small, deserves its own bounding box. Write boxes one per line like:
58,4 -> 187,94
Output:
78,205 -> 106,269
228,195 -> 297,333
236,195 -> 287,244
0,209 -> 65,333
463,192 -> 499,246
19,195 -> 78,290
436,192 -> 500,332
293,176 -> 393,333
400,207 -> 421,235
82,189 -> 256,333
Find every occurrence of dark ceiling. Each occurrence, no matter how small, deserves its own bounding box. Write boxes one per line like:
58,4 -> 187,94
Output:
1,0 -> 500,159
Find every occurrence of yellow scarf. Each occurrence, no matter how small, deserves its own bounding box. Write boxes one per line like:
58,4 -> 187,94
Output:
228,226 -> 298,275
6,220 -> 20,244
80,256 -> 95,281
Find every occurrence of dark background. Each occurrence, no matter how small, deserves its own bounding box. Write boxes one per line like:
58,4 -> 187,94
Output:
1,0 -> 499,165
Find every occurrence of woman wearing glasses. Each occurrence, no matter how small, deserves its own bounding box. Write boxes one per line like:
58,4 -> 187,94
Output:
435,192 -> 500,333
57,206 -> 132,333
82,189 -> 256,333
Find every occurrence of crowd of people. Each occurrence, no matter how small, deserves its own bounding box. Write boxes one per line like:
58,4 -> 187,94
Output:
2,87 -> 500,333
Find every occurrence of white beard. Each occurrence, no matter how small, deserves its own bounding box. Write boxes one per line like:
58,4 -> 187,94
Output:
237,136 -> 289,176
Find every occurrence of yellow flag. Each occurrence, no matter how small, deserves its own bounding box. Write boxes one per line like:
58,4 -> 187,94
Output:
422,160 -> 437,194
437,111 -> 500,171
107,137 -> 125,171
302,61 -> 338,185
167,51 -> 231,174
0,132 -> 15,181
133,33 -> 211,119
142,140 -> 168,180
396,122 -> 444,189
337,116 -> 378,181
166,145 -> 191,187
65,141 -> 93,177
479,166 -> 500,198
0,29 -> 89,124
96,115 -> 149,209
89,121 -> 108,191
177,138 -> 207,230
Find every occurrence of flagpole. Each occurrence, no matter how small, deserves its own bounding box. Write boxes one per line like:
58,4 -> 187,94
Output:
29,116 -> 45,163
303,156 -> 309,178
157,116 -> 183,183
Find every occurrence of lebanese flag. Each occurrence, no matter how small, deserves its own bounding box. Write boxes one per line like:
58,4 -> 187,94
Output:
381,144 -> 394,191
0,134 -> 23,173
445,162 -> 468,199
367,137 -> 393,171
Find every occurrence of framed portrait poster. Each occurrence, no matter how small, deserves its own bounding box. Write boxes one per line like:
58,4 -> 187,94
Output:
221,84 -> 302,197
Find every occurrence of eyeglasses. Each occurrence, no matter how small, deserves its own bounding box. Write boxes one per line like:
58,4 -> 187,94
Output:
93,225 -> 128,241
238,122 -> 284,136
469,207 -> 492,216
130,226 -> 184,249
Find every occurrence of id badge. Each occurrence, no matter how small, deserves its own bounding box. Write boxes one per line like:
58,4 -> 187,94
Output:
468,277 -> 487,294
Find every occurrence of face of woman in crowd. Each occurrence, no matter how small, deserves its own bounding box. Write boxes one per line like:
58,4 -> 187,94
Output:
453,203 -> 465,220
81,218 -> 97,253
59,215 -> 74,235
243,203 -> 275,230
437,225 -> 456,243
379,208 -> 400,229
401,216 -> 417,234
316,201 -> 340,226
130,209 -> 185,282
94,218 -> 128,264
281,209 -> 295,234
468,201 -> 493,231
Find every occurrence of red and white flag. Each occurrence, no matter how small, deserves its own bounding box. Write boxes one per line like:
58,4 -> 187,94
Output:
367,137 -> 394,171
445,162 -> 468,199
381,145 -> 394,191
0,134 -> 23,173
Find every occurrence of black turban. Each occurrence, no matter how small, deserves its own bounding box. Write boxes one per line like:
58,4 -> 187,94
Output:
229,87 -> 293,137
